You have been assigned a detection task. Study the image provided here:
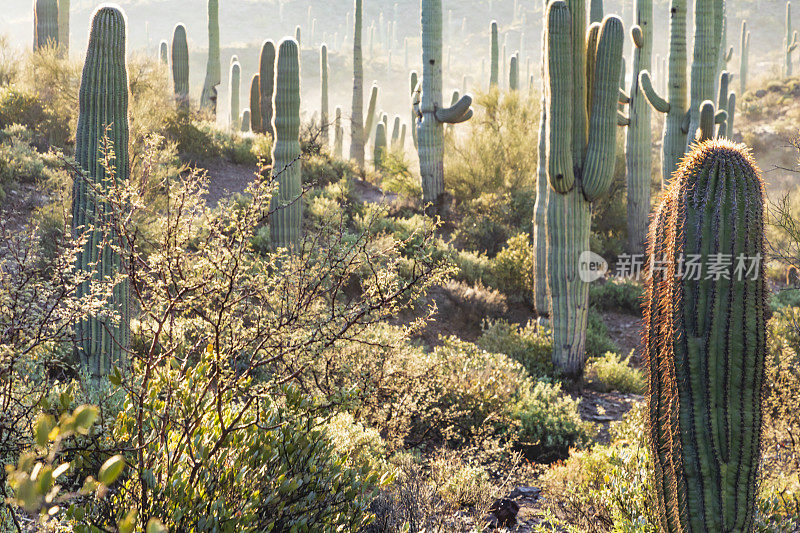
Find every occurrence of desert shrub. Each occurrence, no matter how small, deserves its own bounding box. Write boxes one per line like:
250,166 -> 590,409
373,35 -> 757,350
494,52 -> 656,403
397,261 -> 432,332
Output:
0,86 -> 69,148
586,309 -> 619,359
323,412 -> 389,474
163,109 -> 222,161
439,280 -> 509,318
585,352 -> 646,394
380,150 -> 422,204
513,380 -> 595,462
303,151 -> 357,187
453,249 -> 493,287
490,232 -> 535,300
589,278 -> 644,315
0,36 -> 19,87
0,126 -> 65,198
453,191 -> 534,257
769,288 -> 800,313
478,319 -> 553,378
430,451 -> 494,509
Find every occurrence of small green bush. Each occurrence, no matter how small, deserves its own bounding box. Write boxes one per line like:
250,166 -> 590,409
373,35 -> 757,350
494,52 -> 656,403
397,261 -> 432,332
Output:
512,380 -> 595,462
163,109 -> 222,162
302,152 -> 357,187
586,309 -> 619,359
453,249 -> 493,287
769,288 -> 800,313
0,86 -> 68,148
478,319 -> 553,378
490,233 -> 535,300
432,452 -> 494,509
0,126 -> 65,198
585,352 -> 646,394
589,278 -> 644,315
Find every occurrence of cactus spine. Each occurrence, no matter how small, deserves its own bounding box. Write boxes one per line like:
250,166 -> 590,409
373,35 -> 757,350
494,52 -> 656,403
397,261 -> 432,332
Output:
259,40 -> 276,137
159,40 -> 168,65
544,1 -> 624,376
200,0 -> 221,114
334,106 -> 343,158
417,0 -> 473,211
171,24 -> 190,108
58,0 -> 69,54
349,0 -> 366,166
270,39 -> 302,249
645,140 -> 766,532
374,122 -> 387,170
34,0 -> 59,51
739,21 -> 749,97
249,74 -> 262,134
626,1 -> 653,256
230,59 -> 241,130
533,0 -> 549,316
72,6 -> 130,376
321,44 -> 329,144
639,0 -> 688,186
787,2 -> 798,77
490,20 -> 499,87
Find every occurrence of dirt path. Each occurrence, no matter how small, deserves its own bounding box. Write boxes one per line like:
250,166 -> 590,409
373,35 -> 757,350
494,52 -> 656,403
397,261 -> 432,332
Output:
199,160 -> 260,206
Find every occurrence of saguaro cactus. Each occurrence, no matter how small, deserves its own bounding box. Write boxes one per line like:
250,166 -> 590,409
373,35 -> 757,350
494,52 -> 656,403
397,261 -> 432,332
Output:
34,0 -> 59,51
685,0 -> 724,149
645,139 -> 766,532
416,0 -> 473,211
58,0 -> 69,54
171,24 -> 190,108
270,39 -> 302,249
625,1 -> 653,256
250,74 -> 262,134
321,44 -> 329,144
72,5 -> 130,376
787,1 -> 798,77
410,71 -> 419,148
509,53 -> 519,90
333,106 -> 344,158
230,59 -> 241,130
739,20 -> 750,96
391,116 -> 401,148
590,0 -> 603,23
200,0 -> 221,114
350,0 -> 366,166
241,109 -> 251,132
374,122 -> 387,170
490,20 -> 499,87
533,0 -> 549,316
159,40 -> 168,65
259,40 -> 276,137
543,1 -> 624,375
639,0 -> 688,186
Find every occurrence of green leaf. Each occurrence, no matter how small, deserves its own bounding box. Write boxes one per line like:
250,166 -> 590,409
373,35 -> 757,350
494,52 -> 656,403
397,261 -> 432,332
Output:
146,518 -> 167,533
98,455 -> 125,485
34,414 -> 55,447
74,405 -> 99,434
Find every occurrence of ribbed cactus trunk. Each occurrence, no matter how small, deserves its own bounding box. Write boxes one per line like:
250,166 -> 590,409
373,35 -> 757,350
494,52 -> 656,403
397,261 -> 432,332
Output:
249,74 -> 262,134
320,44 -> 329,144
200,0 -> 221,114
58,0 -> 69,54
259,41 -> 276,137
686,0 -> 722,145
410,71 -> 419,149
374,122 -> 387,170
590,0 -> 603,23
417,0 -> 473,212
230,59 -> 241,131
159,40 -> 168,65
786,2 -> 798,77
533,0 -> 550,316
34,0 -> 59,51
640,0 -> 688,187
626,1 -> 653,256
391,116 -> 401,148
544,0 -> 624,376
72,6 -> 130,377
171,24 -> 190,108
490,20 -> 499,87
509,53 -> 519,90
334,106 -> 343,158
645,140 -> 766,532
270,39 -> 302,250
739,21 -> 749,97
349,0 -> 366,167
241,109 -> 251,132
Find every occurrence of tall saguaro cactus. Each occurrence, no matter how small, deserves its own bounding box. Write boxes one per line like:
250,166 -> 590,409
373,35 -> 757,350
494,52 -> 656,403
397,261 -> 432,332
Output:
321,44 -> 329,144
590,0 -> 603,23
739,20 -> 750,97
645,140 -> 766,532
685,0 -> 724,147
350,0 -> 366,167
200,0 -> 221,114
639,0 -> 688,186
410,71 -> 419,148
230,59 -> 241,131
333,106 -> 344,158
490,20 -> 499,87
159,40 -> 168,65
533,0 -> 550,316
34,0 -> 59,51
786,1 -> 798,77
509,53 -> 519,90
416,0 -> 473,212
171,24 -> 190,108
543,1 -> 624,376
626,1 -> 653,256
58,0 -> 69,54
270,39 -> 302,249
72,5 -> 130,376
250,74 -> 262,134
259,40 -> 276,137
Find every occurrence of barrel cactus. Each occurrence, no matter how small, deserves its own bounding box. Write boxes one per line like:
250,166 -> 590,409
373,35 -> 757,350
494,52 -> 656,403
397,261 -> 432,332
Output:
171,24 -> 190,108
72,5 -> 130,376
249,74 -> 262,134
34,0 -> 59,51
542,1 -> 624,376
200,0 -> 221,114
230,59 -> 241,130
259,40 -> 276,137
416,0 -> 473,213
645,139 -> 766,532
270,39 -> 302,250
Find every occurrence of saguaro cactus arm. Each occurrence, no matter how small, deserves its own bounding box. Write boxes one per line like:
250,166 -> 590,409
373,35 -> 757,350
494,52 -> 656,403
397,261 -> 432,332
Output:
434,94 -> 473,123
639,70 -> 670,112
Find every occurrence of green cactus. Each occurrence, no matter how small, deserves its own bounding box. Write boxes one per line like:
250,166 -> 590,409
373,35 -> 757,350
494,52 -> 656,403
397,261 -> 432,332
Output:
543,0 -> 624,376
410,71 -> 419,149
490,21 -> 499,87
241,109 -> 251,132
58,0 -> 69,54
739,21 -> 750,97
685,0 -> 723,150
171,24 -> 190,108
645,139 -> 766,532
334,106 -> 343,158
159,40 -> 168,65
249,74 -> 262,134
399,123 -> 407,150
533,0 -> 549,316
295,25 -> 301,47
716,70 -> 729,137
590,0 -> 603,23
639,0 -> 688,186
391,115 -> 400,148
321,44 -> 329,144
509,53 -> 519,90
416,0 -> 473,211
200,0 -> 221,114
727,91 -> 735,136
625,1 -> 653,256
374,122 -> 387,170
270,38 -> 302,250
34,0 -> 59,51
788,2 -> 798,77
72,5 -> 130,376
349,0 -> 366,166
365,83 -> 379,147
230,59 -> 241,131
259,40 -> 276,137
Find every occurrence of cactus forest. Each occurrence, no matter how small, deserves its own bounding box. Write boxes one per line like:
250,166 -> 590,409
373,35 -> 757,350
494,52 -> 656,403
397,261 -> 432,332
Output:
3,0 -> 800,531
